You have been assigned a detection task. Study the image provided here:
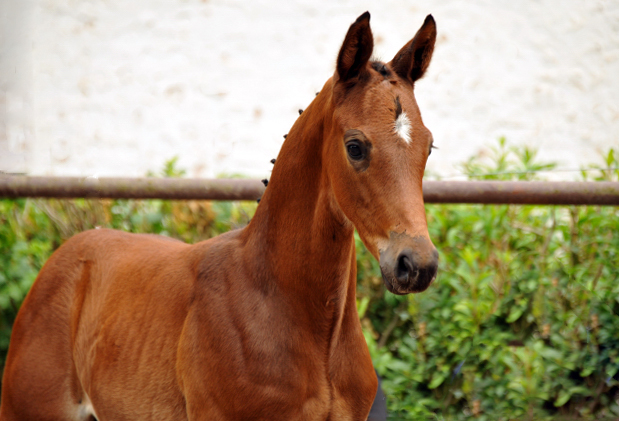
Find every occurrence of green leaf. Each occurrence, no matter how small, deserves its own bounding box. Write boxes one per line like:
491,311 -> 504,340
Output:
506,305 -> 525,323
428,371 -> 447,389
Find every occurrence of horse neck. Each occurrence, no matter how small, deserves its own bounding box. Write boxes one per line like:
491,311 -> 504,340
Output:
243,85 -> 356,310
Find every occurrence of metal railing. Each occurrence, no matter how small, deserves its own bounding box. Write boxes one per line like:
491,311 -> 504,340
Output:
1,176 -> 618,205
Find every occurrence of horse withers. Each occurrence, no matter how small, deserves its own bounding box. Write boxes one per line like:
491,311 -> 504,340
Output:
0,12 -> 438,421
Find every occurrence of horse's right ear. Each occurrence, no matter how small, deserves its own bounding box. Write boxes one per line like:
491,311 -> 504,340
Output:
336,12 -> 374,83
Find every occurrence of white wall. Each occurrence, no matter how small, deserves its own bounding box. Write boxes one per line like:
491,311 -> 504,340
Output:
1,0 -> 618,179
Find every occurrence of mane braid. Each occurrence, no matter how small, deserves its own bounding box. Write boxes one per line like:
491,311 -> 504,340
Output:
371,60 -> 390,77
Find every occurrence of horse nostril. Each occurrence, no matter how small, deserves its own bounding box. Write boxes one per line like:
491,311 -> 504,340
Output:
396,255 -> 408,279
396,253 -> 417,282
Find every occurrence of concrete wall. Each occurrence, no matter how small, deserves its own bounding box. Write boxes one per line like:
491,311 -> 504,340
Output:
1,0 -> 618,179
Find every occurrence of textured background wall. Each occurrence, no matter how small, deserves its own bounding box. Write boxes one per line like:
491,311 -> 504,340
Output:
1,0 -> 618,179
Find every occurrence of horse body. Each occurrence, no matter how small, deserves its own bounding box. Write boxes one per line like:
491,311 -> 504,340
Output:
1,12 -> 438,420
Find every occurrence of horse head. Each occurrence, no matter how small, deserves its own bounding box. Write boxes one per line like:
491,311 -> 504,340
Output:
325,12 -> 438,295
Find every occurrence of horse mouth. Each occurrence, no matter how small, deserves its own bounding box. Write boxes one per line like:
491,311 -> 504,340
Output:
380,269 -> 435,295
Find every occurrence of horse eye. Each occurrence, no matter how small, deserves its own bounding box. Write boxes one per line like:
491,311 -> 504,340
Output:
346,141 -> 365,161
429,143 -> 437,156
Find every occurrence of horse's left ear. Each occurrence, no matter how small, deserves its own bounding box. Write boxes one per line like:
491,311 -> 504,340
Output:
336,12 -> 374,82
390,15 -> 436,83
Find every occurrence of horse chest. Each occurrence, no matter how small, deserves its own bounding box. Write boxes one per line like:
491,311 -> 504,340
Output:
177,312 -> 374,420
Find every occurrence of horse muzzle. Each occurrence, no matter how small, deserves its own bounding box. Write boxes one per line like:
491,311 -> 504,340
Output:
379,233 -> 438,295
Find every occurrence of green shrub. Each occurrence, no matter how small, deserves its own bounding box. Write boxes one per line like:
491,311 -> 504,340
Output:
1,146 -> 618,419
360,143 -> 619,420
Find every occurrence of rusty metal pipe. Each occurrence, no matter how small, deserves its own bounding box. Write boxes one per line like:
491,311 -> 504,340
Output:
421,181 -> 619,205
0,176 -> 265,201
0,176 -> 618,205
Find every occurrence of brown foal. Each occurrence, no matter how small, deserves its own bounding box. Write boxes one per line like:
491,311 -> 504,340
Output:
0,12 -> 438,421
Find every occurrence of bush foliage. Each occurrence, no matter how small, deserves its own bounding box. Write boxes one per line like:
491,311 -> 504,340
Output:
1,143 -> 618,419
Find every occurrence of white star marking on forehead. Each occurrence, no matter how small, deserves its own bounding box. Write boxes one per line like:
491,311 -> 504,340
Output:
394,112 -> 412,144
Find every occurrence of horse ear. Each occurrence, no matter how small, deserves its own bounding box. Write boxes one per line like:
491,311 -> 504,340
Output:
390,15 -> 436,83
336,12 -> 374,82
